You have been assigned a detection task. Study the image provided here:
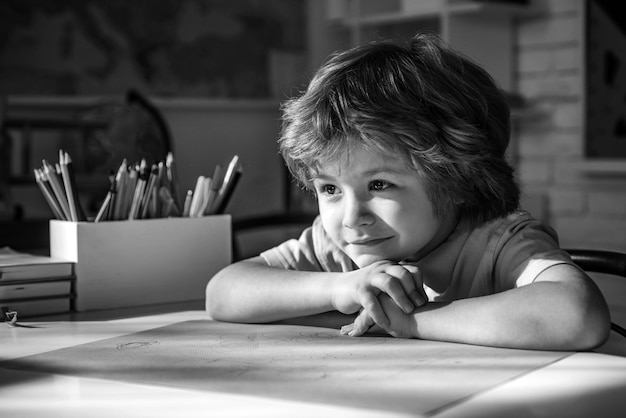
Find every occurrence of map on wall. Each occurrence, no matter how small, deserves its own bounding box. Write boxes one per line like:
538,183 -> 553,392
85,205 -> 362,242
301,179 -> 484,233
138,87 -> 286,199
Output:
586,0 -> 626,158
0,0 -> 306,98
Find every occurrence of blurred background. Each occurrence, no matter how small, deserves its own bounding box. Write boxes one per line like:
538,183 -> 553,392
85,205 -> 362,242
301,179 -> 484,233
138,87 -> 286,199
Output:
0,0 -> 625,258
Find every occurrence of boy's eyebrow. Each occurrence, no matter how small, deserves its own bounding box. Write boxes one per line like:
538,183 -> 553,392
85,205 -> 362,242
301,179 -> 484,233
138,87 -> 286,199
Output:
312,166 -> 411,180
362,167 -> 410,176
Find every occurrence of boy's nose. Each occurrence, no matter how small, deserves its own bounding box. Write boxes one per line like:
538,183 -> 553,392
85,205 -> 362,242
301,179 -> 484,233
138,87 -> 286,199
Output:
342,194 -> 373,229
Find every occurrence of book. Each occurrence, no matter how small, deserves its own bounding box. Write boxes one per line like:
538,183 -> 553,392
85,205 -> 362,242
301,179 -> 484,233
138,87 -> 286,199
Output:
1,281 -> 72,318
0,247 -> 74,281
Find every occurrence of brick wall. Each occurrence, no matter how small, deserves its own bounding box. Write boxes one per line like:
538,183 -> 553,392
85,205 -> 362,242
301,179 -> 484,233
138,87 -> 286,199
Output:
516,0 -> 626,252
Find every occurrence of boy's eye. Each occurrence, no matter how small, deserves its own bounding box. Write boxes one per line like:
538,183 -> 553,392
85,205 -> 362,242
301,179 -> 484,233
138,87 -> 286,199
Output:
320,184 -> 337,195
370,180 -> 390,191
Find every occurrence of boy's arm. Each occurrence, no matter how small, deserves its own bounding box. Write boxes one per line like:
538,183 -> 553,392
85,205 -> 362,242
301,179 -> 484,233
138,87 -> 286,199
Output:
345,264 -> 611,351
205,256 -> 425,325
206,256 -> 336,323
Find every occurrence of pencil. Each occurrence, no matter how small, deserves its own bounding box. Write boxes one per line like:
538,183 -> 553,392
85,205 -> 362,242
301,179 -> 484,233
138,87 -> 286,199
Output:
112,159 -> 128,220
166,152 -> 181,210
214,155 -> 242,214
34,168 -> 65,220
59,151 -> 79,221
182,190 -> 193,217
189,175 -> 205,217
158,187 -> 179,217
140,164 -> 159,219
197,177 -> 213,217
128,160 -> 148,220
205,164 -> 223,215
42,160 -> 71,221
215,166 -> 242,214
94,191 -> 113,223
122,167 -> 138,219
63,152 -> 87,221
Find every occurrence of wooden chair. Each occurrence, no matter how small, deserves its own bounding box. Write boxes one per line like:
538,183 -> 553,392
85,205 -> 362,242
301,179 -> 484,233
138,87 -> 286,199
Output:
566,249 -> 626,338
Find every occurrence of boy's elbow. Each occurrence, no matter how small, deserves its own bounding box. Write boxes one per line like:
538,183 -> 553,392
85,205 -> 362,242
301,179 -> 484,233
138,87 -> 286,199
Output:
205,268 -> 229,320
560,295 -> 611,351
578,307 -> 611,350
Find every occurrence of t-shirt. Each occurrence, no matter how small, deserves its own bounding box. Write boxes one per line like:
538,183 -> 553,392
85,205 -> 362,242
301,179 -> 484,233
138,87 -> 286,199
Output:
260,211 -> 574,302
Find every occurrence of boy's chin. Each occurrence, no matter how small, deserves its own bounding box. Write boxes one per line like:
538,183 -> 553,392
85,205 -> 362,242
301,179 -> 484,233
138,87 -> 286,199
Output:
350,253 -> 403,269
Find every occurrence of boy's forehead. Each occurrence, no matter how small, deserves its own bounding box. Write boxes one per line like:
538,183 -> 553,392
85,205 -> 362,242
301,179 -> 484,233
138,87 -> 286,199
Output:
311,144 -> 414,177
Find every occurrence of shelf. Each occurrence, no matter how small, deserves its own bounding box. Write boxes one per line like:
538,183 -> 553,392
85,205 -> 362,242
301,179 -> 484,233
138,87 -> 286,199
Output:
339,0 -> 536,26
446,0 -> 536,17
344,11 -> 438,26
578,160 -> 626,176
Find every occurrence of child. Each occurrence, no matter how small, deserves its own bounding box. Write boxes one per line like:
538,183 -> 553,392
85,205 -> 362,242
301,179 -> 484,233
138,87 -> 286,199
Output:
206,33 -> 610,351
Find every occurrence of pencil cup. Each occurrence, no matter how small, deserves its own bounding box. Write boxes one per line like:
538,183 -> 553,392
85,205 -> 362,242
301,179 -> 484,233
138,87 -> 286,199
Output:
49,216 -> 231,311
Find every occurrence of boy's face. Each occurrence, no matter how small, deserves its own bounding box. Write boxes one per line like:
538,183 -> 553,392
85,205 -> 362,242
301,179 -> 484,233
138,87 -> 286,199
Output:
312,144 -> 456,268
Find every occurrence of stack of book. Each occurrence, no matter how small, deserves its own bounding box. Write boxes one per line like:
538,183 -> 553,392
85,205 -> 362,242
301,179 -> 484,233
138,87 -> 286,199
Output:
0,247 -> 75,318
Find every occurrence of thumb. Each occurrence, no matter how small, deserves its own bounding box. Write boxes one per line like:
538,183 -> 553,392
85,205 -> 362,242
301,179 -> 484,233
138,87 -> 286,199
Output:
400,263 -> 419,274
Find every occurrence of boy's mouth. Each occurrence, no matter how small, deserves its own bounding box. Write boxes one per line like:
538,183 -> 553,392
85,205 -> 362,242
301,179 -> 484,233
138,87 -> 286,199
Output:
348,237 -> 391,246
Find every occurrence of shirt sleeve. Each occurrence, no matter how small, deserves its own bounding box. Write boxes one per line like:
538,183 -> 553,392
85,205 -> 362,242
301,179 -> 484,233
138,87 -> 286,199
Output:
260,225 -> 323,271
260,216 -> 355,272
492,215 -> 574,291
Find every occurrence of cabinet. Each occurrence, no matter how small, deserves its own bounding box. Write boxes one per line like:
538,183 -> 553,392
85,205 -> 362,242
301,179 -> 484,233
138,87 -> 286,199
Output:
309,0 -> 539,92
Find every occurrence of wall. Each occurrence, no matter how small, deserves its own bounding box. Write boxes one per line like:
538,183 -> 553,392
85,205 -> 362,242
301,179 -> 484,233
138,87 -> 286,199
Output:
306,0 -> 625,253
516,0 -> 626,253
0,0 -> 303,222
0,0 -> 306,99
2,96 -> 286,220
156,99 -> 285,218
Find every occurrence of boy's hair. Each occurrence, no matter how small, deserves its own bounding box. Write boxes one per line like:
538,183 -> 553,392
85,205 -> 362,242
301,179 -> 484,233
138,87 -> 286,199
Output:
279,32 -> 520,229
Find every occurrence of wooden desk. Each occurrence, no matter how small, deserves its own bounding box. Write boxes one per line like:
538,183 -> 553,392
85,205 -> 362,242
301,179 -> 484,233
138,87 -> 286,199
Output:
1,310 -> 625,418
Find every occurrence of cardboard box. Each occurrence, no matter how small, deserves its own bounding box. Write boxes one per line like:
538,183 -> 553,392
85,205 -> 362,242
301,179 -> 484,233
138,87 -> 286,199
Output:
50,216 -> 231,311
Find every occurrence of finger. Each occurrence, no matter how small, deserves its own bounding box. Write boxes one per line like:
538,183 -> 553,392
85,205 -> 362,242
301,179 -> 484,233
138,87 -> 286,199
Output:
406,266 -> 428,307
345,310 -> 375,337
399,263 -> 427,307
372,271 -> 414,313
359,289 -> 389,328
340,322 -> 354,335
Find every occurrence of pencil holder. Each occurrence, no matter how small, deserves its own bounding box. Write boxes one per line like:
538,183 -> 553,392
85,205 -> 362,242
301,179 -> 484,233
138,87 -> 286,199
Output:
49,215 -> 231,311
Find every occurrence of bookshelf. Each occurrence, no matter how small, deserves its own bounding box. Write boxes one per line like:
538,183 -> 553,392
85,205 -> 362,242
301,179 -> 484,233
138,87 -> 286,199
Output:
311,0 -> 540,92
